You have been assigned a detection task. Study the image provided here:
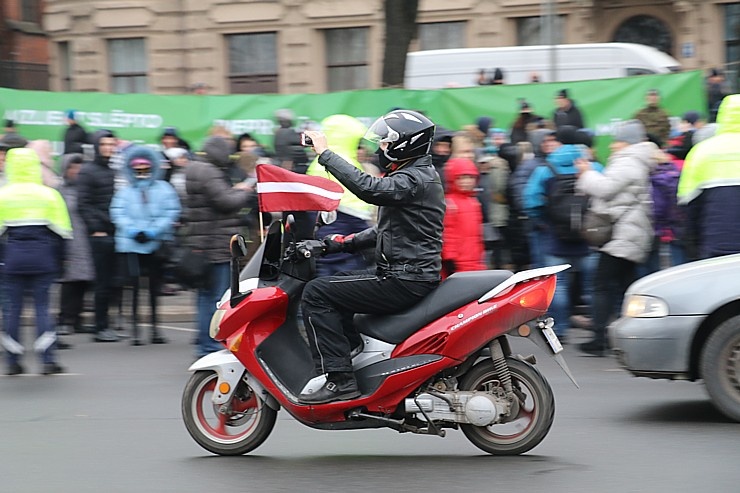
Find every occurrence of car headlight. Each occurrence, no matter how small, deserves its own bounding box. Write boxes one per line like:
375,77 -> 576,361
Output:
623,295 -> 669,318
209,309 -> 227,339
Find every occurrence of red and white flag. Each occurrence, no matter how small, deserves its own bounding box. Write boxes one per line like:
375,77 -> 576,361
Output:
255,164 -> 344,212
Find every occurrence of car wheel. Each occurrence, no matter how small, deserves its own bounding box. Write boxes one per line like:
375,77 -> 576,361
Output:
700,315 -> 740,422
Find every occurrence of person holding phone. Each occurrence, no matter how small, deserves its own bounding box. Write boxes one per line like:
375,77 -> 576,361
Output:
298,109 -> 445,404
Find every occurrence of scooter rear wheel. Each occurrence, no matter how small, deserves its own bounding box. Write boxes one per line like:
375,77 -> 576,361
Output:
182,370 -> 277,455
459,358 -> 555,455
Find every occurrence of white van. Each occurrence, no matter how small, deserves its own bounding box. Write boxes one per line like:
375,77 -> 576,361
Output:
404,43 -> 681,89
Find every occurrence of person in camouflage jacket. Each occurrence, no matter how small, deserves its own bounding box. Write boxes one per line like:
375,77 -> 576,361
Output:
634,88 -> 671,145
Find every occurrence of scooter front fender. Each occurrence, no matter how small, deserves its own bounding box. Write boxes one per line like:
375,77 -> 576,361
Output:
188,350 -> 281,410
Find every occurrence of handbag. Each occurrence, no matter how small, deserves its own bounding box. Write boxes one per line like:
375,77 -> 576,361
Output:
581,210 -> 614,248
171,245 -> 211,289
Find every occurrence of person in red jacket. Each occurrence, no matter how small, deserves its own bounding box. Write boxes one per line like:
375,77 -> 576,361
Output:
442,157 -> 486,277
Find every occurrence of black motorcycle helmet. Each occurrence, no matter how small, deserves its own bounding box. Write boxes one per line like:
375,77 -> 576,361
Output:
364,110 -> 435,169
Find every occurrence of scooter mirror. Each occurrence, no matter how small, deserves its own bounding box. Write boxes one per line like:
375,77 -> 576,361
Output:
318,211 -> 337,226
229,234 -> 248,259
285,214 -> 296,232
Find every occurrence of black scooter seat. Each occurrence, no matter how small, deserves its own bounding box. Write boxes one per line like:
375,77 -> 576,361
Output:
354,270 -> 513,344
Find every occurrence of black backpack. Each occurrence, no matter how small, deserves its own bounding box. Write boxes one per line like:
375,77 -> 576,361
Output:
543,162 -> 589,243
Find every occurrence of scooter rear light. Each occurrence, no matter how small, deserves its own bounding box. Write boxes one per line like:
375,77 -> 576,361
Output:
514,276 -> 557,311
543,275 -> 557,305
518,289 -> 547,309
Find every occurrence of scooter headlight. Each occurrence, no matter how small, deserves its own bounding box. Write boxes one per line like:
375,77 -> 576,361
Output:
623,295 -> 669,318
209,309 -> 227,339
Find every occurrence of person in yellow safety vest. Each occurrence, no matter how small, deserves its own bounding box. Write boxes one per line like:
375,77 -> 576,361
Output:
307,114 -> 376,277
678,94 -> 740,259
0,147 -> 73,375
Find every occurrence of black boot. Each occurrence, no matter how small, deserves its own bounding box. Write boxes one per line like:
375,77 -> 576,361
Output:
151,312 -> 167,344
579,339 -> 608,357
151,327 -> 168,344
131,323 -> 143,346
299,372 -> 360,404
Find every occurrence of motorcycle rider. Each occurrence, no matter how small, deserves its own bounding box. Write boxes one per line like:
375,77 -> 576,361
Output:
300,109 -> 445,404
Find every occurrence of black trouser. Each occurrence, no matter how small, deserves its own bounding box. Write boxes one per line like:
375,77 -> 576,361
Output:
58,281 -> 90,329
591,252 -> 637,345
123,253 -> 162,327
302,270 -> 438,374
90,235 -> 117,332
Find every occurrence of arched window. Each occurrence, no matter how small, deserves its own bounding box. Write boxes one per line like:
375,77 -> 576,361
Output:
613,15 -> 673,55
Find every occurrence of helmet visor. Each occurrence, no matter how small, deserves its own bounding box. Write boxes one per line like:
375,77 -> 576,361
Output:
363,117 -> 400,145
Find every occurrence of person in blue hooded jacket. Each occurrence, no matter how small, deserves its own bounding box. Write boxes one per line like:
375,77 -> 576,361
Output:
523,138 -> 602,341
110,145 -> 181,345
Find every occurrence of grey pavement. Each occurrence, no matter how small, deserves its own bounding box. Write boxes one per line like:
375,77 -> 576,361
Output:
20,285 -> 199,326
1,327 -> 739,493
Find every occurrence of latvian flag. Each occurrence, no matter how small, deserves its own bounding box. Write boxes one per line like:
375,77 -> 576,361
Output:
255,163 -> 344,212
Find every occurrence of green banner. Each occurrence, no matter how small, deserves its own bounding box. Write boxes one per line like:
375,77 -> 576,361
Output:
0,71 -> 705,164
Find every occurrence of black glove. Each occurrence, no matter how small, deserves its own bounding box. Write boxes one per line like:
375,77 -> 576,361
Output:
442,260 -> 456,275
134,231 -> 149,244
323,234 -> 352,254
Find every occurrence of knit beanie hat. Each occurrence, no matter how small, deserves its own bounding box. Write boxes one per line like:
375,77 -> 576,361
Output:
201,136 -> 233,167
164,147 -> 188,161
613,119 -> 646,145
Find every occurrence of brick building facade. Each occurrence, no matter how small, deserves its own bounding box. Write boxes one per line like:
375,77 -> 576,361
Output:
41,0 -> 739,95
1,0 -> 49,90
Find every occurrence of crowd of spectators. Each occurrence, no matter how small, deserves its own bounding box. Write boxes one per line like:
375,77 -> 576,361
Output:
0,72 -> 735,373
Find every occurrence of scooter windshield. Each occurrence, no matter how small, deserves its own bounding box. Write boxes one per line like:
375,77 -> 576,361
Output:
239,220 -> 283,282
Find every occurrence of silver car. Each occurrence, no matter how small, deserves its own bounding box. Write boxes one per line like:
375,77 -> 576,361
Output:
611,253 -> 740,422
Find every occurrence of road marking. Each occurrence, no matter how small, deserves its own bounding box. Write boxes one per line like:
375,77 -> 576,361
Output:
133,323 -> 196,333
160,324 -> 196,333
0,373 -> 83,378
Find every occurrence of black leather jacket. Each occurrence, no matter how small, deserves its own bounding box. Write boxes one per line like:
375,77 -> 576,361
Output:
318,150 -> 445,281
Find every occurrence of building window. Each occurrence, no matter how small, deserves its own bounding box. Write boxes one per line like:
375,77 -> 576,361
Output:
726,3 -> 740,92
59,42 -> 72,92
418,22 -> 466,51
20,0 -> 40,23
227,32 -> 278,94
108,38 -> 148,93
325,27 -> 369,92
516,16 -> 564,46
613,15 -> 673,55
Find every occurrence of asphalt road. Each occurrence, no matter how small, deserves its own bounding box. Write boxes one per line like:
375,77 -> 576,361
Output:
1,324 -> 738,493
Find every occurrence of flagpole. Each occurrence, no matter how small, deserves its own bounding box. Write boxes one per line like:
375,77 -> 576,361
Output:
259,211 -> 265,243
256,163 -> 265,243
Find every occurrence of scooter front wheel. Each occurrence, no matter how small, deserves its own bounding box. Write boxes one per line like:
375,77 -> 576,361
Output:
459,358 -> 555,455
182,370 -> 277,455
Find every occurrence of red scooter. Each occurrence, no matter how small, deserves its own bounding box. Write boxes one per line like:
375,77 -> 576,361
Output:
181,217 -> 577,456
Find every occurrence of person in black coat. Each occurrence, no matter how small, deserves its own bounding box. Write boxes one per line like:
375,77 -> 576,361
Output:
76,129 -> 121,343
553,89 -> 585,130
62,110 -> 89,155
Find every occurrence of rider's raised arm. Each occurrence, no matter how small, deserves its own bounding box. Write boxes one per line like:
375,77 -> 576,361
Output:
318,149 -> 420,206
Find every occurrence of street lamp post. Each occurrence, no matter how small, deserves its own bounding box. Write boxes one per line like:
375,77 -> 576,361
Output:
541,0 -> 558,82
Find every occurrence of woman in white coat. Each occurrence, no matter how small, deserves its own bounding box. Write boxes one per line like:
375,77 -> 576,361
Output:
575,120 -> 657,356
